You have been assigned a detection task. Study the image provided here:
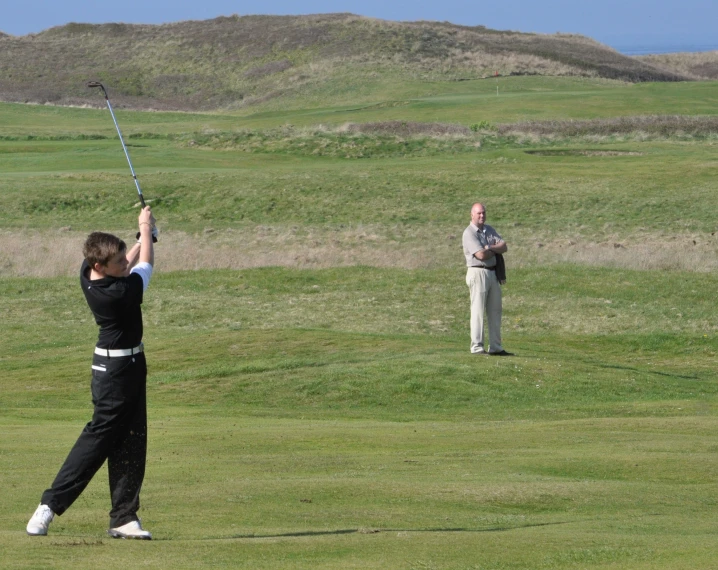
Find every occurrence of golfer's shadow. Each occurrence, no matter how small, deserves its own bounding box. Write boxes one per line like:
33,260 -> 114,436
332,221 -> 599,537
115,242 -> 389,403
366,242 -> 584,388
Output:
173,520 -> 574,541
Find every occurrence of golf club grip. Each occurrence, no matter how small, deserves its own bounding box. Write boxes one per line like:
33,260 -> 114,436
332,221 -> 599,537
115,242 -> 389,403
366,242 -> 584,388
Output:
136,231 -> 159,243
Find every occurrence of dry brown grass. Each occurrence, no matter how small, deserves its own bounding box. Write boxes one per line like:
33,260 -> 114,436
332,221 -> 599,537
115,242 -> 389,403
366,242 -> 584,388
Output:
634,51 -> 718,80
524,149 -> 643,156
3,227 -> 716,278
436,49 -> 593,77
342,121 -> 470,136
510,230 -> 718,272
496,115 -> 718,138
0,229 -> 83,277
243,59 -> 294,79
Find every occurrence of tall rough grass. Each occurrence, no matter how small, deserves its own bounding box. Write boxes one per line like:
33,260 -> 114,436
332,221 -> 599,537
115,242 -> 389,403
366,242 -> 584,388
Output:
635,51 -> 718,80
496,115 -> 718,138
342,121 -> 470,136
179,124 -> 480,157
3,228 -> 716,278
176,117 -> 718,158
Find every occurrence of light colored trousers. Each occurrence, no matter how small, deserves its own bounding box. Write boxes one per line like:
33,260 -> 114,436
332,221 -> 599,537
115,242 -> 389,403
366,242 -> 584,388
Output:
466,267 -> 503,354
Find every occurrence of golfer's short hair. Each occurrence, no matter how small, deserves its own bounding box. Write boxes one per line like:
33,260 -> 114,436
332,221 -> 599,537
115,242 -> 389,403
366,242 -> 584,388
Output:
83,232 -> 127,267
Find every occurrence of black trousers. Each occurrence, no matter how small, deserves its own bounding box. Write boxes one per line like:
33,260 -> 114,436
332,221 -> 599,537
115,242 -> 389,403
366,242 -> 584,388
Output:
41,351 -> 147,528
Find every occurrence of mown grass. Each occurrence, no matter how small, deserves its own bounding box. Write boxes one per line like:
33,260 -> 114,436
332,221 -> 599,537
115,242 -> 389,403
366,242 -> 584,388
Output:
2,266 -> 717,569
243,76 -> 718,127
3,266 -> 715,420
1,78 -> 717,137
1,136 -> 716,239
4,412 -> 715,569
3,413 -> 716,569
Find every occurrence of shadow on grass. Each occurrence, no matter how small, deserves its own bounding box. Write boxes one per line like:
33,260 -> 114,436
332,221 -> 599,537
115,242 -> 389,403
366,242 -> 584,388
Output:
166,520 -> 576,541
515,347 -> 703,381
594,362 -> 700,381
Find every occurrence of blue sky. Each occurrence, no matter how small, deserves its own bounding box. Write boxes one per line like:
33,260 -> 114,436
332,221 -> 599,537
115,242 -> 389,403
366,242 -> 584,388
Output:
3,0 -> 717,52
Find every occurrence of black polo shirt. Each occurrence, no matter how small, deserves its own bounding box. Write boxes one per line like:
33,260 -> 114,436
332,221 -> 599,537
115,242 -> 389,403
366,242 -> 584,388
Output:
80,260 -> 144,349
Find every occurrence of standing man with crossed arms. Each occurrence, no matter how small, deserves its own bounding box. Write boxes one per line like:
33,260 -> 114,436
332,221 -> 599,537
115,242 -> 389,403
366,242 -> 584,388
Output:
462,202 -> 512,356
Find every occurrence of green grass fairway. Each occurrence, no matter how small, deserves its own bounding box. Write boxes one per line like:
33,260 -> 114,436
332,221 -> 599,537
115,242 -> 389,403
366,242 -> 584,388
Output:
1,74 -> 717,569
1,139 -> 716,238
234,76 -> 718,127
3,414 -> 715,569
2,267 -> 716,569
2,78 -> 717,137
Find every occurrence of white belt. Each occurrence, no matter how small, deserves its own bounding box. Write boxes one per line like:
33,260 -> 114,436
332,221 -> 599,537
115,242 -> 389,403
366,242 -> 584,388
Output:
94,343 -> 143,357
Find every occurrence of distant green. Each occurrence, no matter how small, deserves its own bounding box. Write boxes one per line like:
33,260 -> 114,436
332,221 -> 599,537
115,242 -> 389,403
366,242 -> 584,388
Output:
1,78 -> 717,138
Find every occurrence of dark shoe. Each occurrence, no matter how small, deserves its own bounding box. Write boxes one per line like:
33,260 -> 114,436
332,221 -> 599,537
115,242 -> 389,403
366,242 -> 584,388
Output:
489,350 -> 513,356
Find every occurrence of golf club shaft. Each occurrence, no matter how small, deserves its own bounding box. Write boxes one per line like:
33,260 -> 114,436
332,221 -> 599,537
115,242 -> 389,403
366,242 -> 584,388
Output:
88,81 -> 157,242
93,83 -> 146,208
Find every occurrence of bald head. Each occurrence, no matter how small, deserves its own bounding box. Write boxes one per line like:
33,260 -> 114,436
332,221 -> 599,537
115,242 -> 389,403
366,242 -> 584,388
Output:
470,203 -> 486,228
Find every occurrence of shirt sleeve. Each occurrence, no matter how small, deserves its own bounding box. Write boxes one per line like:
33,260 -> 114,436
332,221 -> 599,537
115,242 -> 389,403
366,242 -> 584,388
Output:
462,228 -> 482,256
130,261 -> 153,292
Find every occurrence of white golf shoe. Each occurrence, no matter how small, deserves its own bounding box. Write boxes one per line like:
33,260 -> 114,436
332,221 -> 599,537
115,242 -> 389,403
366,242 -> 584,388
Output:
108,519 -> 152,540
27,504 -> 55,536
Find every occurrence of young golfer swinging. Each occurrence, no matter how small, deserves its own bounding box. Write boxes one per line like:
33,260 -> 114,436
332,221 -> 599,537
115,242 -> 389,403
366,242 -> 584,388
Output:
27,206 -> 156,540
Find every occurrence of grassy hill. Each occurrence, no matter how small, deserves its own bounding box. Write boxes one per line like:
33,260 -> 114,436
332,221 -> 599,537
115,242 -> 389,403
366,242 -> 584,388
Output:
0,13 -> 688,111
634,50 -> 718,80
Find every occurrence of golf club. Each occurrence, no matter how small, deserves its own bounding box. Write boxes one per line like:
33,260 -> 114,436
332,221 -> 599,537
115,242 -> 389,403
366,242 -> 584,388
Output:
87,80 -> 157,241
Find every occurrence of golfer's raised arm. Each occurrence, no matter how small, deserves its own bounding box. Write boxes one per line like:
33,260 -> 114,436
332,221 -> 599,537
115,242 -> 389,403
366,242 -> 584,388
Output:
125,241 -> 141,270
138,206 -> 155,266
